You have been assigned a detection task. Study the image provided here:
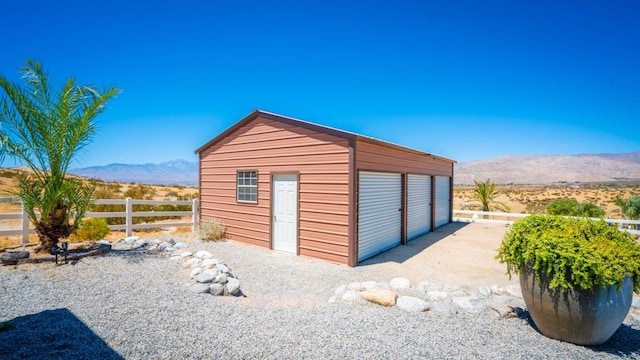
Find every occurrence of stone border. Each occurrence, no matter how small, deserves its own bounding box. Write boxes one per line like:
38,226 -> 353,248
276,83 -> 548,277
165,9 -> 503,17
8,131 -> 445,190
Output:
0,244 -> 112,266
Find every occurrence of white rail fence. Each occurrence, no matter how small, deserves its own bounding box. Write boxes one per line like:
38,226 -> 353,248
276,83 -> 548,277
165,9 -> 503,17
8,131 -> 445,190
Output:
0,198 -> 199,245
453,209 -> 640,235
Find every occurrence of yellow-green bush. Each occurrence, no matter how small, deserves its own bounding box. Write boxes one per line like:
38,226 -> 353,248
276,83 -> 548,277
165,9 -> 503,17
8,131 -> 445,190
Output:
73,218 -> 111,241
195,219 -> 226,241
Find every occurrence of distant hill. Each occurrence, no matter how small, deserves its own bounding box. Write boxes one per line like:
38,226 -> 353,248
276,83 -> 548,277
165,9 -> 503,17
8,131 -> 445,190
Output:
68,159 -> 198,187
455,151 -> 640,185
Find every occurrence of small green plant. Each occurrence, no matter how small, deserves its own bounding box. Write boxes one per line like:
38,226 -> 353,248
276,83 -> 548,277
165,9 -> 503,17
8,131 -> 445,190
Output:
72,218 -> 111,241
497,215 -> 640,293
195,219 -> 226,241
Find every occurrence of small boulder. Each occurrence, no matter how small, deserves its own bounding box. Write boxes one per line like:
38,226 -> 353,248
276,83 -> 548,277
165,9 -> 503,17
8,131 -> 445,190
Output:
173,242 -> 188,250
453,296 -> 485,314
361,281 -> 378,290
426,291 -> 448,301
363,288 -> 398,307
214,273 -> 228,284
225,278 -> 241,295
196,272 -> 216,284
124,236 -> 139,244
210,283 -> 224,296
0,251 -> 29,265
184,258 -> 202,269
215,264 -> 230,273
202,259 -> 219,269
430,302 -> 458,315
190,267 -> 203,279
389,277 -> 411,290
189,283 -> 211,294
342,291 -> 366,304
195,250 -> 213,259
396,296 -> 430,313
504,285 -> 522,298
417,281 -> 442,293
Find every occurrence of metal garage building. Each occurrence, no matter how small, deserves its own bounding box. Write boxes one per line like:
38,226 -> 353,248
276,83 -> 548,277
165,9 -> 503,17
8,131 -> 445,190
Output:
195,110 -> 455,266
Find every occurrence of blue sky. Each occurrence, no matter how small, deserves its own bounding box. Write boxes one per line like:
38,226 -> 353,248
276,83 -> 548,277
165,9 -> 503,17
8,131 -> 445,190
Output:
1,0 -> 638,167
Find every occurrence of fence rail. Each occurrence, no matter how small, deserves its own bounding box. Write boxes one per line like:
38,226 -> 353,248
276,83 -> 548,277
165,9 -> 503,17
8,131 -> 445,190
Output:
453,209 -> 640,235
0,198 -> 199,245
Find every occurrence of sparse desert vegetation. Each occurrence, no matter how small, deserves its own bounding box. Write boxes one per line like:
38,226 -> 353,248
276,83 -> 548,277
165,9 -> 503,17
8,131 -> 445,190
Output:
455,182 -> 640,218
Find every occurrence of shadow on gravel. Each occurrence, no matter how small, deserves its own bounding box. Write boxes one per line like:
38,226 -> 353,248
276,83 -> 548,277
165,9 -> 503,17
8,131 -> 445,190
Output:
519,309 -> 640,356
358,222 -> 470,266
106,249 -> 162,264
0,308 -> 123,360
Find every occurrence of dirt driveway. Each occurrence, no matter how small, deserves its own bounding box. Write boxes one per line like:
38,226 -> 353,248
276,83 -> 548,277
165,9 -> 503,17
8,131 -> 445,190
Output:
357,221 -> 519,289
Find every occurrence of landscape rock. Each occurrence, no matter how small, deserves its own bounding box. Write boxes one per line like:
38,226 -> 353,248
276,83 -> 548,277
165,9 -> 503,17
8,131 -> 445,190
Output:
184,258 -> 202,269
173,242 -> 188,250
215,273 -> 228,284
190,267 -> 203,278
389,277 -> 411,290
342,291 -> 366,304
361,281 -> 378,290
215,264 -> 230,273
417,281 -> 442,293
157,242 -> 170,252
453,296 -> 485,314
362,288 -> 398,307
96,240 -> 111,246
396,296 -> 430,313
0,251 -> 29,265
347,282 -> 365,292
195,272 -> 216,284
426,291 -> 448,302
632,296 -> 640,308
169,255 -> 182,261
225,277 -> 241,295
124,236 -> 139,244
210,283 -> 225,296
489,301 -> 523,319
195,250 -> 213,259
202,259 -> 219,268
430,302 -> 458,315
189,283 -> 211,294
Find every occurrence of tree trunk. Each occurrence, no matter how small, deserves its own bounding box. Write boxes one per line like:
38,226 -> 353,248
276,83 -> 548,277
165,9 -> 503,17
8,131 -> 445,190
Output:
34,226 -> 59,254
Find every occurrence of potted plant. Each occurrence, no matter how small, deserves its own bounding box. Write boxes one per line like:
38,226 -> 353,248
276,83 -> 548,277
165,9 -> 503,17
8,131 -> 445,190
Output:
497,214 -> 640,346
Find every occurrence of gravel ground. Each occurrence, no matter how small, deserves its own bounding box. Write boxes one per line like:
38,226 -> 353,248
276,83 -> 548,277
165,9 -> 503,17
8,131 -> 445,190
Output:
1,234 -> 640,359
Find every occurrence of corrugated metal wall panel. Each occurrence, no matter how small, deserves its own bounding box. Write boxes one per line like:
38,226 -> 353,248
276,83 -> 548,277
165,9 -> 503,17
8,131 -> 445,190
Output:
407,174 -> 432,240
435,176 -> 451,228
356,141 -> 454,176
358,171 -> 402,261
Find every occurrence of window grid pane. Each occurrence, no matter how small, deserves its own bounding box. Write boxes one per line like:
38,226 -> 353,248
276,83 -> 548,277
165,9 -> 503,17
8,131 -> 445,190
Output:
237,170 -> 257,203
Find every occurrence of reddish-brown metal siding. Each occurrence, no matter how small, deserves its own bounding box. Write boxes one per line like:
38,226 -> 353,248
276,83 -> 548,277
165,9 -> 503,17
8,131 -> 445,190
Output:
199,115 -> 351,265
355,140 -> 454,176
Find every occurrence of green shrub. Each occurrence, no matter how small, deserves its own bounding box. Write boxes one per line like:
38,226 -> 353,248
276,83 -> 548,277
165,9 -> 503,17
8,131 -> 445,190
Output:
496,214 -> 640,293
73,218 -> 111,241
547,198 -> 604,217
195,219 -> 226,241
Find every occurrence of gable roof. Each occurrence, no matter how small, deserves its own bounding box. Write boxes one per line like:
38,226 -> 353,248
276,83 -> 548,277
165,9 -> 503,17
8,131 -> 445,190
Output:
195,109 -> 455,163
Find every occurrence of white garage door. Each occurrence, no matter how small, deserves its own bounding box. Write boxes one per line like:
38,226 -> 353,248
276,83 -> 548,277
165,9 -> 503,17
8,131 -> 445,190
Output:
358,171 -> 402,261
435,176 -> 451,228
407,174 -> 431,240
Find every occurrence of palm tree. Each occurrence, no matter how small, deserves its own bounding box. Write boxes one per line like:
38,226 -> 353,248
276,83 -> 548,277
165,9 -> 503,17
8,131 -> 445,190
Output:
0,59 -> 119,253
614,195 -> 640,220
469,178 -> 511,213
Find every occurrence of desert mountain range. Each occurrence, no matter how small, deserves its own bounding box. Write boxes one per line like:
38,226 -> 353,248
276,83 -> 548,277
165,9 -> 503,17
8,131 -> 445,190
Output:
454,151 -> 640,185
66,151 -> 640,187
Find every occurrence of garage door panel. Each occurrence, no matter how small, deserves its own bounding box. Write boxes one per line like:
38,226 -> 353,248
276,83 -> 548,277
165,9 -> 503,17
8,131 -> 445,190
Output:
435,176 -> 451,228
407,174 -> 431,240
358,171 -> 402,261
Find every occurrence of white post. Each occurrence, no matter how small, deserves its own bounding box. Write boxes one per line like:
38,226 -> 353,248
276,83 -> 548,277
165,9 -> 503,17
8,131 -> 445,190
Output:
21,201 -> 30,245
126,197 -> 133,237
192,199 -> 199,232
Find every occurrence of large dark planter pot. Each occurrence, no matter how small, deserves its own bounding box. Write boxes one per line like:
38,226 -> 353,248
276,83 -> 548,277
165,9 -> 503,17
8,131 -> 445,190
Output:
520,266 -> 633,346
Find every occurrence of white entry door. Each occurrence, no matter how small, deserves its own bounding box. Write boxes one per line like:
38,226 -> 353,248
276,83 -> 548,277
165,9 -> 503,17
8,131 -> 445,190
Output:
272,174 -> 298,254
